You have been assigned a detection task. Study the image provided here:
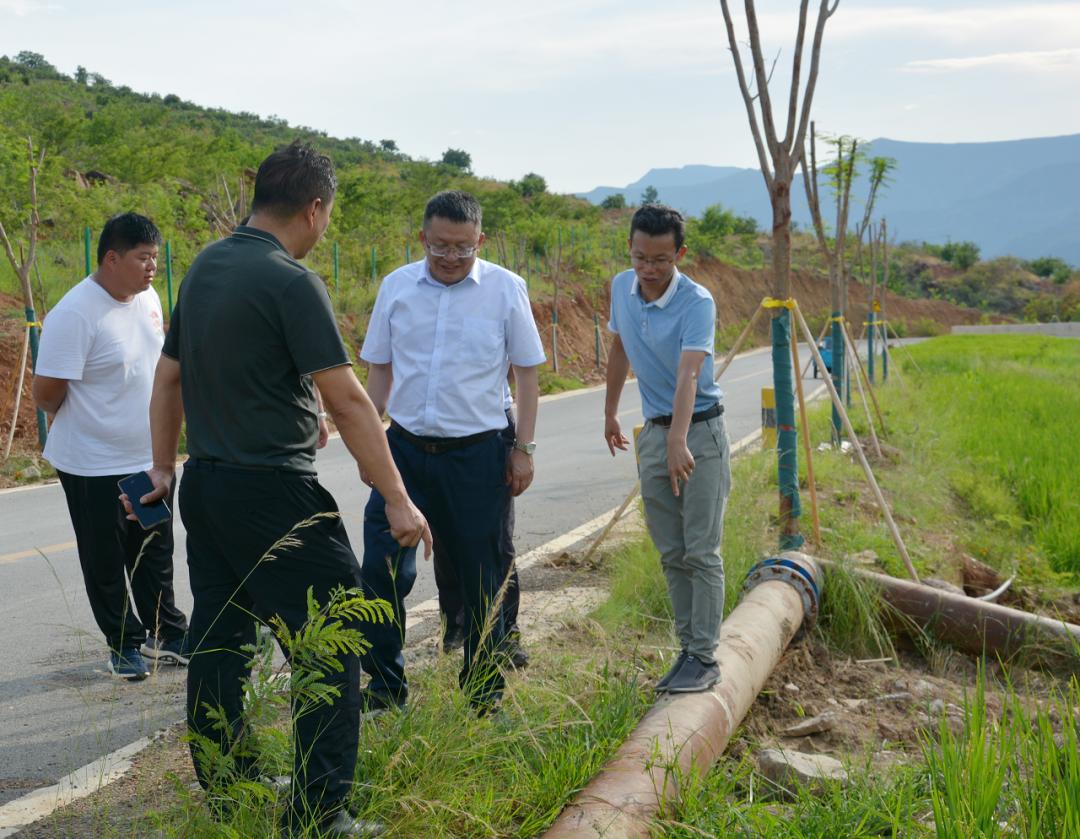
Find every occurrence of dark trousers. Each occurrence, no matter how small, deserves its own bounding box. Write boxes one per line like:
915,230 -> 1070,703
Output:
57,470 -> 187,653
360,426 -> 511,708
179,460 -> 363,817
434,421 -> 520,637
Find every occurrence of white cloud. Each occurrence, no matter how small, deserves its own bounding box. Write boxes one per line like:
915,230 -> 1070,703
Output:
0,0 -> 58,15
904,47 -> 1080,73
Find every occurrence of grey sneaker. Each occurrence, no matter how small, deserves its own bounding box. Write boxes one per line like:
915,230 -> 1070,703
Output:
664,655 -> 720,693
142,635 -> 193,666
289,810 -> 384,838
655,650 -> 689,692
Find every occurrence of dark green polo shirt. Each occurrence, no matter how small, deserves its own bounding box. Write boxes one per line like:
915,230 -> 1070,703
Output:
162,226 -> 349,473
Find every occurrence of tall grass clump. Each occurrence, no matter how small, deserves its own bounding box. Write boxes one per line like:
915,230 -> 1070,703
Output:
923,671 -> 1080,838
903,335 -> 1080,573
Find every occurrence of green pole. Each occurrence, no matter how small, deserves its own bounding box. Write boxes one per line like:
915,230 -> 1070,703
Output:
333,242 -> 340,298
773,309 -> 804,550
881,322 -> 889,382
26,305 -> 47,447
164,241 -> 174,318
83,227 -> 92,276
370,246 -> 377,281
867,310 -> 875,385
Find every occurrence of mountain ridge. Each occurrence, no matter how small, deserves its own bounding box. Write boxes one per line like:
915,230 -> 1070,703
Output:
577,133 -> 1080,264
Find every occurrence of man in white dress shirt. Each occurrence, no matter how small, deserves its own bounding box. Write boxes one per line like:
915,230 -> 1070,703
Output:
359,190 -> 545,714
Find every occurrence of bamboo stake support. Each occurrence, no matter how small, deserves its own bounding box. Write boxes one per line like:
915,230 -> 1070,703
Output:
842,320 -> 887,439
580,481 -> 640,564
714,304 -> 764,382
3,326 -> 29,460
885,321 -> 920,376
790,333 -> 821,546
792,302 -> 919,583
844,329 -> 883,460
800,315 -> 831,379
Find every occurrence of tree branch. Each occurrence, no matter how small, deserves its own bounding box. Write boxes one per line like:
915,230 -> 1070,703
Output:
719,0 -> 774,188
744,0 -> 779,151
783,0 -> 811,151
791,0 -> 839,169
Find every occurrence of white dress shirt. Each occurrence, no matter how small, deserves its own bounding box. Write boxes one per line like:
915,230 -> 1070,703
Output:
361,258 -> 545,437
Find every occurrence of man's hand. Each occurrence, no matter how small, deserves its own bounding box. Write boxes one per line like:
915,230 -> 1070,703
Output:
120,465 -> 174,520
506,449 -> 534,497
666,436 -> 695,497
385,496 -> 433,560
317,414 -> 330,449
605,415 -> 630,456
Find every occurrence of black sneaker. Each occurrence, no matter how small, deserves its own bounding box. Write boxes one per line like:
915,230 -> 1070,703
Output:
108,648 -> 149,681
359,689 -> 405,720
442,623 -> 465,654
502,632 -> 529,670
655,650 -> 689,692
142,634 -> 193,666
664,655 -> 721,693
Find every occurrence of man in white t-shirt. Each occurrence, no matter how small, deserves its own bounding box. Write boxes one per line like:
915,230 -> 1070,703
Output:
33,212 -> 189,681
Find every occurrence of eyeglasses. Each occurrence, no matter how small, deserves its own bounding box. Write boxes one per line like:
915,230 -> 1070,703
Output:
425,242 -> 479,259
630,254 -> 676,268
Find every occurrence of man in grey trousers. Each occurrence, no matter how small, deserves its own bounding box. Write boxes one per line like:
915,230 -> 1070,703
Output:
603,203 -> 731,693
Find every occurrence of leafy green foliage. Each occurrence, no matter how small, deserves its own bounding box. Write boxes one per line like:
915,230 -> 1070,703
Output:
1026,255 -> 1073,284
640,185 -> 659,204
509,172 -> 547,198
924,240 -> 981,270
440,147 -> 472,172
599,193 -> 627,210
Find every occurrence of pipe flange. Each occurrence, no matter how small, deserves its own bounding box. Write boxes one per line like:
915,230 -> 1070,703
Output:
742,556 -> 820,627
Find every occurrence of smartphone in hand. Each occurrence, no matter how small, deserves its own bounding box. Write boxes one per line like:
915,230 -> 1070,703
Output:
118,471 -> 171,530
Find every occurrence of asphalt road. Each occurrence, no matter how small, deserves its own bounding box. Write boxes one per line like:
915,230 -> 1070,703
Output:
0,342 -> 836,806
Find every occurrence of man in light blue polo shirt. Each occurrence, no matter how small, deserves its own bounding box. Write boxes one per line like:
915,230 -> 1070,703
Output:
604,203 -> 731,694
359,190 -> 546,714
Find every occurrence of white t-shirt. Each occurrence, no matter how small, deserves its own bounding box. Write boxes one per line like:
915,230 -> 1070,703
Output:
37,277 -> 165,476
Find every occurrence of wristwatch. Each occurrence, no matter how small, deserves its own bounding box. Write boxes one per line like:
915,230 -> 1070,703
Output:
512,440 -> 536,455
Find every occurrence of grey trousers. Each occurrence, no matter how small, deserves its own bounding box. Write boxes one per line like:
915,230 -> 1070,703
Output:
637,415 -> 731,663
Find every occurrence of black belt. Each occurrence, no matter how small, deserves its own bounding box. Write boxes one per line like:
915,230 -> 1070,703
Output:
390,421 -> 500,455
185,457 -> 309,474
649,403 -> 723,428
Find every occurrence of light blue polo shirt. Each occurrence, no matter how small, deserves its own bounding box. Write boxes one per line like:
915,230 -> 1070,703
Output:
608,268 -> 722,420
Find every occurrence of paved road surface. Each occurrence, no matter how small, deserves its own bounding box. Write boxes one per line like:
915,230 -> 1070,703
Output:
0,341 -> 849,805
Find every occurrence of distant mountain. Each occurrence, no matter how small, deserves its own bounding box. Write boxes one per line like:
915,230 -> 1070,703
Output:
576,134 -> 1080,264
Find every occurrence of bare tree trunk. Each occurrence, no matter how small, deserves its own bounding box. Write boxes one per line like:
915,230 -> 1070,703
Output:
720,0 -> 840,552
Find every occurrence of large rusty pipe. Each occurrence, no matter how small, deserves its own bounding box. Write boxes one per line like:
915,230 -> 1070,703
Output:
801,554 -> 1080,666
542,556 -> 820,839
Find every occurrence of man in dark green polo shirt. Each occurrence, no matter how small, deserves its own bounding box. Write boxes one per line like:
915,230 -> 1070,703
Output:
135,142 -> 429,838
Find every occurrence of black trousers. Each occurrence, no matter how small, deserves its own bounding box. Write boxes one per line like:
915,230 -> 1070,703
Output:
179,460 -> 363,818
434,414 -> 519,637
56,470 -> 187,653
360,426 -> 511,708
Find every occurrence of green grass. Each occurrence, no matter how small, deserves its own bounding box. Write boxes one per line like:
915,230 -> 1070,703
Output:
901,335 -> 1080,574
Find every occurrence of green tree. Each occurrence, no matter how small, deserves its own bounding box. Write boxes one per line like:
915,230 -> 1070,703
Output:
600,193 -> 627,210
511,172 -> 547,198
1026,256 -> 1072,284
379,139 -> 398,152
640,185 -> 659,204
940,240 -> 980,270
74,65 -> 88,85
441,147 -> 472,172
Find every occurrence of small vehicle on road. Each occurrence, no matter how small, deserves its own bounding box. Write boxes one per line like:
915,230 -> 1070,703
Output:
812,336 -> 833,378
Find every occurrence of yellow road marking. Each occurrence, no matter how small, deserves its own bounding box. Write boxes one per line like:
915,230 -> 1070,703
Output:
0,541 -> 76,565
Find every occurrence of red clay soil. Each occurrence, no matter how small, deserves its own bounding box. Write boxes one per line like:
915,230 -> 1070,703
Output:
0,262 -> 989,449
530,256 -> 994,385
0,291 -> 38,451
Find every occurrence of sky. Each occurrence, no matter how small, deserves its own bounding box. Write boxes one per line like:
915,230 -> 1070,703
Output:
2,0 -> 1078,194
